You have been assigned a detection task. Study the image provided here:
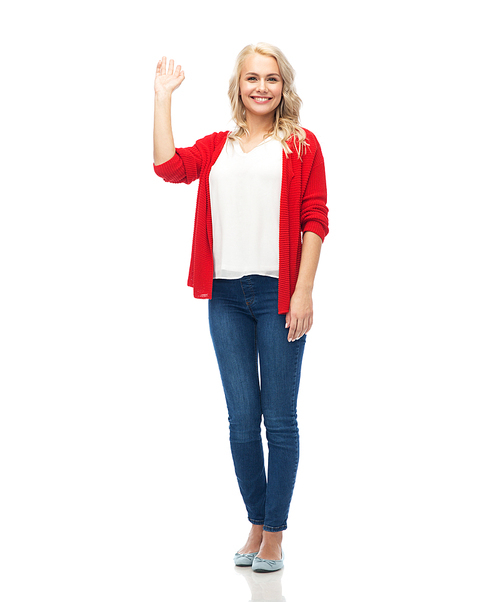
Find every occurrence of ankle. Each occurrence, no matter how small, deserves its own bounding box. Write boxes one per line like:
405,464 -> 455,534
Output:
263,530 -> 282,539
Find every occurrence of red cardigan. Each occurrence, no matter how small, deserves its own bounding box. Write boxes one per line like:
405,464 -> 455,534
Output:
153,129 -> 329,314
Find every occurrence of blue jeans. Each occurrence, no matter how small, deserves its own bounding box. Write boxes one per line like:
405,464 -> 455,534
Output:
208,275 -> 306,532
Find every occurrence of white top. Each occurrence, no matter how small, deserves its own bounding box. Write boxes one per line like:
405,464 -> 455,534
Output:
209,136 -> 283,279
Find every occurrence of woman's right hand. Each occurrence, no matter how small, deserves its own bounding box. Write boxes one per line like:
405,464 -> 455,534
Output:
154,57 -> 185,98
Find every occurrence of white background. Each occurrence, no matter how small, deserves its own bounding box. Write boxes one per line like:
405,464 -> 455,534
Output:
1,0 -> 499,600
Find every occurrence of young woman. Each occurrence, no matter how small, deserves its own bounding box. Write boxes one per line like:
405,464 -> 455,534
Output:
153,43 -> 328,572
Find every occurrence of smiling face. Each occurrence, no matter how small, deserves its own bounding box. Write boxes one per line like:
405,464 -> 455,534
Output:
239,53 -> 283,122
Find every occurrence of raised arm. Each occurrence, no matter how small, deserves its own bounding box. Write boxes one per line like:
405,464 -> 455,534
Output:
153,57 -> 185,166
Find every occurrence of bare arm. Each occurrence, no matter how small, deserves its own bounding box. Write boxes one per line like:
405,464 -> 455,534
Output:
285,231 -> 323,342
153,57 -> 185,166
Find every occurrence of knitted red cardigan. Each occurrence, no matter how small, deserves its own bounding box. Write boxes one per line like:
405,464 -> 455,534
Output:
153,129 -> 329,314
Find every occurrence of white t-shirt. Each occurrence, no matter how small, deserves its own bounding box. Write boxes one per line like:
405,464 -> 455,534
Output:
209,136 -> 283,279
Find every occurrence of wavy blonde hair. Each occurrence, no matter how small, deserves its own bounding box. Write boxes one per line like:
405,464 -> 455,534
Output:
227,43 -> 308,158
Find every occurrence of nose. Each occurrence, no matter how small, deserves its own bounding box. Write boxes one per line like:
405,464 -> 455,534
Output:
256,79 -> 268,93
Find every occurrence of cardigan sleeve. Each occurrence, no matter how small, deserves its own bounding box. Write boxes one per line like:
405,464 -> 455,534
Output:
153,132 -> 222,184
300,138 -> 329,241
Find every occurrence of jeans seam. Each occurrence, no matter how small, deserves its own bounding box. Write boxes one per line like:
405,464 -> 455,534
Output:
239,278 -> 256,318
263,523 -> 287,532
285,339 -> 302,524
255,322 -> 260,396
249,518 -> 265,525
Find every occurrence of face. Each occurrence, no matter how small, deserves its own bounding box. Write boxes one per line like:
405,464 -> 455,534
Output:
239,53 -> 283,120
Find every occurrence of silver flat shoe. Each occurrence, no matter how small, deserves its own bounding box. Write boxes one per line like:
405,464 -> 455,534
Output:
252,550 -> 284,572
234,551 -> 258,567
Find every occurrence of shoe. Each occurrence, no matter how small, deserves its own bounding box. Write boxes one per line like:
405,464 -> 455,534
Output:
234,551 -> 258,567
252,550 -> 284,572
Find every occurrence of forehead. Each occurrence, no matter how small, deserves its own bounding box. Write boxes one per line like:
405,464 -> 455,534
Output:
241,53 -> 280,75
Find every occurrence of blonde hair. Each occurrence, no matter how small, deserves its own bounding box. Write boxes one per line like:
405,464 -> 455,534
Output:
227,42 -> 308,157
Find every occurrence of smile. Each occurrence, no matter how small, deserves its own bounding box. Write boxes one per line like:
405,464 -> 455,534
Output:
251,97 -> 272,103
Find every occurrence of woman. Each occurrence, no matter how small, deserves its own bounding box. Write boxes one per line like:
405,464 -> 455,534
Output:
153,43 -> 328,572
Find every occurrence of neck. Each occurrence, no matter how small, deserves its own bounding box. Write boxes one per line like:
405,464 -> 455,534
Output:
245,112 -> 276,138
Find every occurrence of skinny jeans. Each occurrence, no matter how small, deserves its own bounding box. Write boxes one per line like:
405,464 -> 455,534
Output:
208,275 -> 306,532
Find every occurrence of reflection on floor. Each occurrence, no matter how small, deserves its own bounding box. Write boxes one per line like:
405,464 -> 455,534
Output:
234,565 -> 286,602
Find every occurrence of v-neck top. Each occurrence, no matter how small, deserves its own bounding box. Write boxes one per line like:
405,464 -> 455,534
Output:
209,136 -> 283,279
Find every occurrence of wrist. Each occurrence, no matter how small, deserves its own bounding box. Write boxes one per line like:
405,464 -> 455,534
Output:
294,282 -> 314,295
154,90 -> 173,103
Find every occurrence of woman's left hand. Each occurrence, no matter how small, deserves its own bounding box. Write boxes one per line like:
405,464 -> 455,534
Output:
285,288 -> 313,342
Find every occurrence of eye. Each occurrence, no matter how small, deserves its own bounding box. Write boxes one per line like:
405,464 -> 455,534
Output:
268,77 -> 278,82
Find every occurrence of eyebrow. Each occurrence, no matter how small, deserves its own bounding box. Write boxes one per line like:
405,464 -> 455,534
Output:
244,72 -> 281,77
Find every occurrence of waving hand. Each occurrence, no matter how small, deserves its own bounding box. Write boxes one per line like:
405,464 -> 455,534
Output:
154,57 -> 185,98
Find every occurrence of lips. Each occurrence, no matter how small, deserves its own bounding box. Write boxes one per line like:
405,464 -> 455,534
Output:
251,96 -> 272,103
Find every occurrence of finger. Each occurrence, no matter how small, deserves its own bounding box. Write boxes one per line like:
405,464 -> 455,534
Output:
167,59 -> 174,75
296,318 -> 309,341
288,318 -> 301,342
295,319 -> 305,341
296,320 -> 304,336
